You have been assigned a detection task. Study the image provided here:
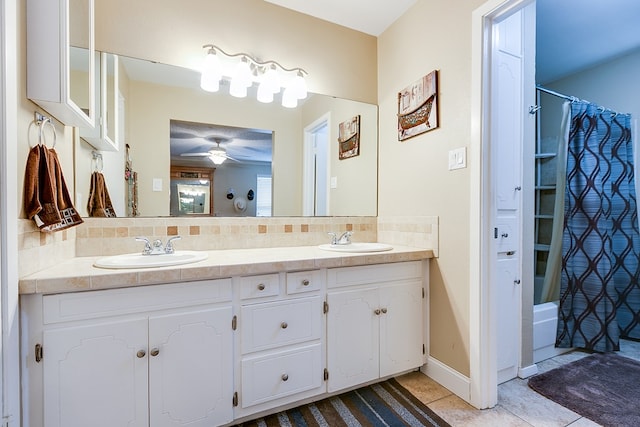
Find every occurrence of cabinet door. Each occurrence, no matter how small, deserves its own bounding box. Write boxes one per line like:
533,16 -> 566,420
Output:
379,281 -> 424,377
43,318 -> 148,427
148,306 -> 233,427
327,287 -> 379,392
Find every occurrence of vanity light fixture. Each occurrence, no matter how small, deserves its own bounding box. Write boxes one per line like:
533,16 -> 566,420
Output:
199,44 -> 308,108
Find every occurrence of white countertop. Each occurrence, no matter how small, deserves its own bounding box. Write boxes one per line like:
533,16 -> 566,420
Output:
19,245 -> 433,295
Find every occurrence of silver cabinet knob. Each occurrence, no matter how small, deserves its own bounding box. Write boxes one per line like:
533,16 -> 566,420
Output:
374,308 -> 381,315
150,348 -> 160,357
381,308 -> 388,314
281,322 -> 288,329
136,350 -> 146,358
282,374 -> 289,381
302,279 -> 310,286
257,283 -> 266,291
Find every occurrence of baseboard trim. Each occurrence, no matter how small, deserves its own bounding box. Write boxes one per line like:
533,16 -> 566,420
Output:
421,356 -> 471,402
518,364 -> 538,378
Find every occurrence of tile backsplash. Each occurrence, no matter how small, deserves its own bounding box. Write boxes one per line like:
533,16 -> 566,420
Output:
18,215 -> 438,278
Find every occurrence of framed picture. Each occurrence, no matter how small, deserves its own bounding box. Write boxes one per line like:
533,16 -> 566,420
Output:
338,115 -> 361,160
397,70 -> 439,141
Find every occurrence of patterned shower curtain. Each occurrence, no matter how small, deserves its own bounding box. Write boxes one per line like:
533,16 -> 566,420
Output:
556,101 -> 640,352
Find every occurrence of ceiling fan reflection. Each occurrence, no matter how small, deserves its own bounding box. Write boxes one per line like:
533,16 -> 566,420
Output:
179,139 -> 238,165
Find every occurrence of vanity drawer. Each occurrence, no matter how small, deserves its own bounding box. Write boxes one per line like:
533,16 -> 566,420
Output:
42,279 -> 232,324
239,273 -> 280,300
241,343 -> 323,408
286,270 -> 323,295
240,296 -> 322,353
327,261 -> 423,289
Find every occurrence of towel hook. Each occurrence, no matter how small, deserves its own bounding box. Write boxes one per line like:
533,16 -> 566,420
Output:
92,151 -> 103,172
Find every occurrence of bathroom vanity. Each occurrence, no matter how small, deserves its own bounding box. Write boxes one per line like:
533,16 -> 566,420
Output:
20,246 -> 431,427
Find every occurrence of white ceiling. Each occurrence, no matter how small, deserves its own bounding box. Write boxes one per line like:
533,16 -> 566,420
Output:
264,0 -> 417,36
536,0 -> 640,83
266,0 -> 640,84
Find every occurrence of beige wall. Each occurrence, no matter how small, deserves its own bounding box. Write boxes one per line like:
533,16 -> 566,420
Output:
94,0 -> 378,104
378,0 -> 487,377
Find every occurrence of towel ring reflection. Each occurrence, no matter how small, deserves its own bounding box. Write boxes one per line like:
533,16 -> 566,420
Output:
28,112 -> 57,149
92,151 -> 103,172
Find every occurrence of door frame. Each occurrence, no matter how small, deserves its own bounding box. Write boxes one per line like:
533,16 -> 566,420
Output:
302,113 -> 330,216
1,0 -> 20,424
470,0 -> 533,408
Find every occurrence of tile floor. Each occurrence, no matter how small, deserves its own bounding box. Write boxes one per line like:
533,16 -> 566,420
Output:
396,339 -> 640,427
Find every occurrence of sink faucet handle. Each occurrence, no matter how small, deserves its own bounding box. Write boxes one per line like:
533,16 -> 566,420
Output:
135,237 -> 152,254
338,231 -> 353,244
327,232 -> 338,245
165,236 -> 182,254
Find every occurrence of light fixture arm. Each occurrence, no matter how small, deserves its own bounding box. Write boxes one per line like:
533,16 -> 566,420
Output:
202,44 -> 308,76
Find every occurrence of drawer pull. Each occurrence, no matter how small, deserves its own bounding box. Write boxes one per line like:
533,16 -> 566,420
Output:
281,322 -> 288,329
150,348 -> 160,357
136,350 -> 146,358
381,308 -> 388,314
374,308 -> 381,315
302,279 -> 310,286
257,283 -> 266,291
282,374 -> 289,381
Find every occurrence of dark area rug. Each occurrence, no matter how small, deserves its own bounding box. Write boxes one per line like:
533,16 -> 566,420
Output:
528,353 -> 640,427
236,377 -> 450,426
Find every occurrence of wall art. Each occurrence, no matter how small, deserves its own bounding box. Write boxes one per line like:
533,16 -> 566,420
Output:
397,70 -> 439,141
338,115 -> 361,159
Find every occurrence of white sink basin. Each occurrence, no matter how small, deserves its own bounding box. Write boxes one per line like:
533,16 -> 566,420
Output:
94,251 -> 208,269
318,243 -> 393,253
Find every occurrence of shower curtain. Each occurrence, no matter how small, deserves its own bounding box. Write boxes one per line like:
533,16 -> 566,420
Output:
553,101 -> 640,352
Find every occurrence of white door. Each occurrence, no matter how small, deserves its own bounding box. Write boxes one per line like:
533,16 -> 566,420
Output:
379,281 -> 424,377
327,287 -> 379,392
492,8 -> 526,384
148,306 -> 233,427
43,318 -> 149,427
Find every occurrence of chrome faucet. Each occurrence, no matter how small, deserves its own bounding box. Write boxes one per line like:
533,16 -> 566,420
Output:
328,231 -> 353,245
136,236 -> 181,255
165,236 -> 181,254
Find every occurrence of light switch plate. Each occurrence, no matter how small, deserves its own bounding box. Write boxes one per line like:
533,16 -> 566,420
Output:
448,147 -> 467,170
152,178 -> 163,192
330,176 -> 338,189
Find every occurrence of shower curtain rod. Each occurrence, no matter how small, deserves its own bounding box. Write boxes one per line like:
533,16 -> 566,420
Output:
536,85 -> 576,101
535,85 -> 620,115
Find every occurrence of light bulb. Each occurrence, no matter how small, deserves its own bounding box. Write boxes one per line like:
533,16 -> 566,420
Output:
282,86 -> 298,108
292,72 -> 308,99
233,58 -> 253,87
200,49 -> 221,92
257,83 -> 274,103
229,78 -> 248,98
261,65 -> 281,94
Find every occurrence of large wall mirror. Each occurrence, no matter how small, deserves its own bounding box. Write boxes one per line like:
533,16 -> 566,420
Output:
75,53 -> 378,218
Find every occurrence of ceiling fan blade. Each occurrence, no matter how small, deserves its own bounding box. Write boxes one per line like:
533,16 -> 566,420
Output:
180,152 -> 211,157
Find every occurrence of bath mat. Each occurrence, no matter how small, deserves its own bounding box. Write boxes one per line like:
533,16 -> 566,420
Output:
235,377 -> 450,426
528,352 -> 640,427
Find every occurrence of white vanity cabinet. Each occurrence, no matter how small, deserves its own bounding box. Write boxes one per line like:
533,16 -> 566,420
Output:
21,280 -> 234,427
326,261 -> 426,393
27,0 -> 95,128
235,270 -> 326,419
